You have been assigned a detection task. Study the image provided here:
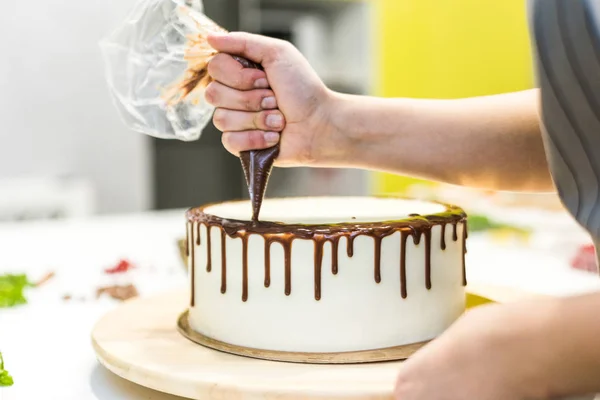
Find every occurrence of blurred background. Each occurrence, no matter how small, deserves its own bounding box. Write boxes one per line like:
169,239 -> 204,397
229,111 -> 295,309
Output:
0,0 -> 544,220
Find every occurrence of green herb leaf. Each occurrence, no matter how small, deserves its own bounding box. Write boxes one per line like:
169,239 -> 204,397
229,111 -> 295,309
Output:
467,214 -> 530,234
0,274 -> 32,308
0,352 -> 14,387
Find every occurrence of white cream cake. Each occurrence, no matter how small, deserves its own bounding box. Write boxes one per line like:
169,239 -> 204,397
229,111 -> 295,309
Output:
183,196 -> 467,355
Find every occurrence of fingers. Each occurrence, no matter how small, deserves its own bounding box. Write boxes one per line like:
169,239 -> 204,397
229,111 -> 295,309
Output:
222,131 -> 281,155
207,32 -> 289,66
207,53 -> 268,90
206,33 -> 288,153
213,108 -> 285,132
205,81 -> 277,111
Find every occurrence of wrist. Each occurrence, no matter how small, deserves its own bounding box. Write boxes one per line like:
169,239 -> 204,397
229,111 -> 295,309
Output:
309,90 -> 366,168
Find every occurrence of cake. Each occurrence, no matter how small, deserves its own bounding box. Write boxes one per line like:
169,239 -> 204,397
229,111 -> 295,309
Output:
179,196 -> 468,363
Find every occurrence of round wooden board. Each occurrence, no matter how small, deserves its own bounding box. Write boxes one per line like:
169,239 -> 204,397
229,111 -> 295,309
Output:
91,288 -> 502,400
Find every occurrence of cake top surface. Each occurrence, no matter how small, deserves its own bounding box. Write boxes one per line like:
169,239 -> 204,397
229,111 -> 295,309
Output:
187,196 -> 465,234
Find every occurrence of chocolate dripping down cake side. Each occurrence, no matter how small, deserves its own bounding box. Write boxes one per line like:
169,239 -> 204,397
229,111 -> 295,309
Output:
181,196 -> 468,362
167,31 -> 468,362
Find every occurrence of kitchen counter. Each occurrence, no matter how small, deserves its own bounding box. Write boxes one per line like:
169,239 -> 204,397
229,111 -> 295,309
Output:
1,206 -> 599,399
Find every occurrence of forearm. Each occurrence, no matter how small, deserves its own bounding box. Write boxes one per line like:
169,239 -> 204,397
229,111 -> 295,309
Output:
329,89 -> 553,192
531,292 -> 600,398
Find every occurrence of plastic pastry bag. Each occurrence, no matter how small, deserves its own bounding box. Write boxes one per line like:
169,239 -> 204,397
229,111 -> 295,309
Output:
99,0 -> 225,141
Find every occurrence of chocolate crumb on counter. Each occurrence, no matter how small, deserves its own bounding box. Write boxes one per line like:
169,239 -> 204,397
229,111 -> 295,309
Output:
96,284 -> 139,301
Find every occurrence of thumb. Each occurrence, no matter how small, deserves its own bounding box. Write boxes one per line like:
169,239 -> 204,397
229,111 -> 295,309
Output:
207,32 -> 286,66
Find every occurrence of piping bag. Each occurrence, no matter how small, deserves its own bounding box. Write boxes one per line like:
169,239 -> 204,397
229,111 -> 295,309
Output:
99,0 -> 277,221
231,58 -> 280,223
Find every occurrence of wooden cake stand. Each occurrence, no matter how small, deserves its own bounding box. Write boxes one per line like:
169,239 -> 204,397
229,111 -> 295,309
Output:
91,286 -> 538,400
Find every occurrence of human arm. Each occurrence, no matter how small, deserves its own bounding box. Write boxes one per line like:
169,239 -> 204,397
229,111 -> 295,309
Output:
205,32 -> 553,192
393,291 -> 600,400
330,89 -> 552,192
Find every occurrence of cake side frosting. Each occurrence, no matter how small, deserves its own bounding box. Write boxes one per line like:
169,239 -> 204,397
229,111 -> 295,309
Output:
185,197 -> 468,353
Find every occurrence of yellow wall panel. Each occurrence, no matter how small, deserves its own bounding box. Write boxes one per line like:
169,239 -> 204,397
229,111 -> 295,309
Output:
371,0 -> 535,194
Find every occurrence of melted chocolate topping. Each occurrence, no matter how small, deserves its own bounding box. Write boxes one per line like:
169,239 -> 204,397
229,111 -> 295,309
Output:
233,56 -> 280,222
187,222 -> 195,306
186,200 -> 467,304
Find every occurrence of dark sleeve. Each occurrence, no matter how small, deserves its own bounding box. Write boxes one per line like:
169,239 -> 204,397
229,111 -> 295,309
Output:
529,0 -> 600,245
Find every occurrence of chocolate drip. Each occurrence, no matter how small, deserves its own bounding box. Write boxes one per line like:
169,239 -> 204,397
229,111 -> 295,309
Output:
412,230 -> 422,245
264,239 -> 272,288
263,237 -> 292,295
220,229 -> 227,294
185,222 -> 190,257
232,56 -> 280,223
284,242 -> 292,296
196,222 -> 201,245
347,234 -> 358,257
206,226 -> 212,272
190,223 -> 195,307
241,234 -> 249,302
424,227 -> 432,290
400,231 -> 409,299
373,236 -> 382,283
440,223 -> 447,250
261,236 -> 299,296
312,235 -> 345,300
314,237 -> 324,300
187,202 -> 467,302
331,237 -> 340,275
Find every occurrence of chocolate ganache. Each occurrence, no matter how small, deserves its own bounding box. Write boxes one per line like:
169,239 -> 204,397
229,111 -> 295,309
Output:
186,201 -> 468,304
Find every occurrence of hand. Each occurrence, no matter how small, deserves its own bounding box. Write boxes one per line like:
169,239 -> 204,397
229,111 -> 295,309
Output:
394,301 -> 556,400
205,32 -> 344,167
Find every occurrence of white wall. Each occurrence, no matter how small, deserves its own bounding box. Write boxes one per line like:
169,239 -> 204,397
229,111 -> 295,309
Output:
0,0 -> 153,214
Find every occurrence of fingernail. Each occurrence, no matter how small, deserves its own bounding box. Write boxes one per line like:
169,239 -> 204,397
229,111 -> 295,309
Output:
264,132 -> 280,146
261,96 -> 277,109
266,114 -> 283,128
254,78 -> 268,88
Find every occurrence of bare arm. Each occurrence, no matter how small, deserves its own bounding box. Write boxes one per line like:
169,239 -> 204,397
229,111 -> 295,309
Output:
539,291 -> 600,397
326,89 -> 553,192
206,33 -> 553,193
392,290 -> 600,399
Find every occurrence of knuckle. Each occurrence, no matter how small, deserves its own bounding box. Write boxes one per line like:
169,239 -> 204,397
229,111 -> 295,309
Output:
279,39 -> 295,52
247,131 -> 266,149
204,83 -> 218,105
221,133 -> 237,155
243,70 -> 261,88
212,109 -> 227,131
243,96 -> 255,111
234,73 -> 244,89
268,40 -> 293,61
207,54 -> 224,77
244,91 -> 264,111
253,112 -> 265,130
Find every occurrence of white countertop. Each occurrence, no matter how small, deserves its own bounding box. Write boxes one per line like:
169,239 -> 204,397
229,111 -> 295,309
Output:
1,206 -> 599,400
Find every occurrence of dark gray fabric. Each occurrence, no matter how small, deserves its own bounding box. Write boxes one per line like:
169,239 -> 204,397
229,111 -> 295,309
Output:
528,0 -> 600,268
